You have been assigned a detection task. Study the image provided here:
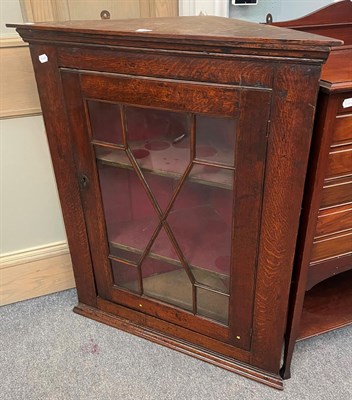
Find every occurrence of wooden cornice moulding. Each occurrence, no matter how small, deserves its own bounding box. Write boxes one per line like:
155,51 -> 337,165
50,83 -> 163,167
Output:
8,16 -> 341,63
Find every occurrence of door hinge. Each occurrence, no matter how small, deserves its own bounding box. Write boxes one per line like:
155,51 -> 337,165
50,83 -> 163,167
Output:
266,120 -> 271,138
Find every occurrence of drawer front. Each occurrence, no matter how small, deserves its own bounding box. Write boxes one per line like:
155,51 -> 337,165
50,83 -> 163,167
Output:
326,145 -> 352,179
311,231 -> 352,262
338,95 -> 352,114
315,204 -> 352,237
321,178 -> 352,208
332,114 -> 352,147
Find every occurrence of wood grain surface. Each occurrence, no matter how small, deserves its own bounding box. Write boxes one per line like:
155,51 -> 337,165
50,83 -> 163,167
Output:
28,45 -> 97,307
15,15 -> 335,388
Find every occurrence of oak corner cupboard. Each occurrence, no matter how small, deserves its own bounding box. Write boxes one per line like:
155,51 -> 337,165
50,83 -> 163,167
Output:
9,16 -> 339,389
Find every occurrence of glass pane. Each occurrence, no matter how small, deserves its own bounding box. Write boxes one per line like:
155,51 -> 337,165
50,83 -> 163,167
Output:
141,229 -> 193,311
96,149 -> 159,264
142,258 -> 193,312
147,226 -> 179,261
111,260 -> 139,293
125,106 -> 191,211
87,101 -> 123,144
96,145 -> 180,212
91,105 -> 236,322
197,287 -> 229,325
196,115 -> 236,166
139,171 -> 179,212
167,164 -> 234,293
125,106 -> 191,177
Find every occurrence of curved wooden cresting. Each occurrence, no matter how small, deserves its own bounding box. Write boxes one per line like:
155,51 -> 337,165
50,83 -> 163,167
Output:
267,0 -> 352,46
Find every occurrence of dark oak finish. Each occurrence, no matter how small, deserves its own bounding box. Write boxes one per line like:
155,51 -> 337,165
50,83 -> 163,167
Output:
8,16 -> 340,58
311,231 -> 352,261
326,144 -> 352,178
79,73 -> 243,116
320,48 -> 352,93
269,0 -> 352,380
332,114 -> 352,145
57,46 -> 275,87
250,61 -> 322,373
9,16 -> 337,389
315,203 -> 352,237
321,177 -> 352,208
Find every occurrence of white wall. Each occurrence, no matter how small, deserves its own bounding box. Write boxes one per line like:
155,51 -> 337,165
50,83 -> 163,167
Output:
0,0 -> 23,37
180,0 -> 338,20
0,0 -> 66,257
0,116 -> 66,255
179,0 -> 229,16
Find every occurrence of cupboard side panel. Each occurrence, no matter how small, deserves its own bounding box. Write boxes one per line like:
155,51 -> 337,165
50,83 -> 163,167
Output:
280,93 -> 342,378
250,63 -> 322,373
28,44 -> 97,306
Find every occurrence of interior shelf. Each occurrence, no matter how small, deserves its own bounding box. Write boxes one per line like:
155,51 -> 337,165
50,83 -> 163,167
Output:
94,140 -> 234,189
122,268 -> 229,325
111,240 -> 230,293
298,269 -> 352,340
108,204 -> 232,286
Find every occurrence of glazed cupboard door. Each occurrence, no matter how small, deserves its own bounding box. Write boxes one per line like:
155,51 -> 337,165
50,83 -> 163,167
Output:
61,70 -> 271,347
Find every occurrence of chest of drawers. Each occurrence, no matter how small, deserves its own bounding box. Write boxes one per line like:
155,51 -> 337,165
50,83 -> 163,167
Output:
269,1 -> 352,379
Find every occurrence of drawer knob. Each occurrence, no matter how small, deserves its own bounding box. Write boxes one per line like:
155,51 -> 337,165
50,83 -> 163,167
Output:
100,10 -> 111,20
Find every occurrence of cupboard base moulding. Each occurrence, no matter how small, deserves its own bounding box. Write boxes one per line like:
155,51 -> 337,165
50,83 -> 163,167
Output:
73,301 -> 284,390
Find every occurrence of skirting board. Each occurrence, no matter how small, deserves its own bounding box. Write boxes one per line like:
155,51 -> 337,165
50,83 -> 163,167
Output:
0,242 -> 75,306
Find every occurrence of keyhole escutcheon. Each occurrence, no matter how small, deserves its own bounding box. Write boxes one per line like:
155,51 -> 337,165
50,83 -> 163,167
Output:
80,174 -> 89,189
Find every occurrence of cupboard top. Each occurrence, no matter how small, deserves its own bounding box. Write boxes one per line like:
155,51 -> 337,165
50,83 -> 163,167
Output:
8,16 -> 341,59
